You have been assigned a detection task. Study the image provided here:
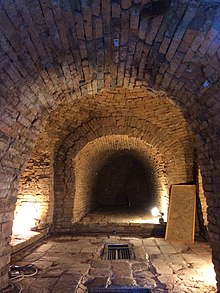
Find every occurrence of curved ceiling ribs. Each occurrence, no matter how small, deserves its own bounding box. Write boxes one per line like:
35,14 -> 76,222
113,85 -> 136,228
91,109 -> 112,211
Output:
0,0 -> 219,157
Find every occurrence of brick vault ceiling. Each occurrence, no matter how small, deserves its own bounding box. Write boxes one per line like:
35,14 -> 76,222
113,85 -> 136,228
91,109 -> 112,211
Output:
0,0 -> 219,166
35,89 -> 192,156
1,1 -> 220,290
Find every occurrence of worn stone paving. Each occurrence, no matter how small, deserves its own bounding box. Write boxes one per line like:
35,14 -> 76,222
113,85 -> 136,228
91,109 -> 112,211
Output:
12,236 -> 216,293
80,207 -> 159,224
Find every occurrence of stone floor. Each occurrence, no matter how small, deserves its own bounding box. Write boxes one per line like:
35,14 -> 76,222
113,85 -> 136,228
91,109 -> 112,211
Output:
80,207 -> 161,224
11,236 -> 216,293
10,208 -> 164,249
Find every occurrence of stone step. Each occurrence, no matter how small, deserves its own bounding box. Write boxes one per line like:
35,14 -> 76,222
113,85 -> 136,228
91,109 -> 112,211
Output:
62,223 -> 166,237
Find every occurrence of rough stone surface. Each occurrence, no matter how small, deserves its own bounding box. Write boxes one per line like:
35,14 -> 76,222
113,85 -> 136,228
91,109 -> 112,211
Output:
10,236 -> 217,293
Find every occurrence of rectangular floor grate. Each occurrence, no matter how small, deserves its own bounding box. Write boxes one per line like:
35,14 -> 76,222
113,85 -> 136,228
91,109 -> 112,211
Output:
103,244 -> 135,260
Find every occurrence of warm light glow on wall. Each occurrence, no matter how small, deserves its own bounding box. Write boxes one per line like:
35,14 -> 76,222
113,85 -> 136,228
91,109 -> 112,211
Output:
161,187 -> 169,221
151,207 -> 159,217
13,202 -> 41,236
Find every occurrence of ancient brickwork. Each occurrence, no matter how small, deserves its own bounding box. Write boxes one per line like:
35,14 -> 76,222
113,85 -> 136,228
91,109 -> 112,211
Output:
15,89 -> 194,233
72,136 -> 167,223
14,153 -> 54,233
198,166 -> 208,226
53,114 -> 194,231
0,0 -> 220,290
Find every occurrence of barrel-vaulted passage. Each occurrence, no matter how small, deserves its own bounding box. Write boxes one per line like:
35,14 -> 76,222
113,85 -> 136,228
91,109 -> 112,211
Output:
1,0 -> 220,290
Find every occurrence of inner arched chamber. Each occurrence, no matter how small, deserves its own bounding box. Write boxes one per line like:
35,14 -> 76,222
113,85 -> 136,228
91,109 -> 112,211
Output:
93,150 -> 155,210
80,148 -> 158,225
71,135 -> 169,225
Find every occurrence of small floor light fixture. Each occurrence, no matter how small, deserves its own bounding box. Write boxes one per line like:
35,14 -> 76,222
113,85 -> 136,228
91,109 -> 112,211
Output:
151,207 -> 165,224
151,207 -> 159,217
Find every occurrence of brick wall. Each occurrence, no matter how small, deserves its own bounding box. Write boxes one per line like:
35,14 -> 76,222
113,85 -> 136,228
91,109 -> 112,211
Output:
198,166 -> 208,227
52,102 -> 195,229
72,136 -> 168,222
14,89 -> 194,234
13,152 -> 54,235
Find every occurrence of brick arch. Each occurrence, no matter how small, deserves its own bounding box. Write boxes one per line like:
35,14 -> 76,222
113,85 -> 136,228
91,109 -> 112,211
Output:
55,115 -> 193,187
0,0 -> 220,178
0,2 -> 219,167
54,135 -> 168,230
54,117 -> 194,230
72,136 -> 168,223
14,90 -> 194,243
0,0 -> 220,289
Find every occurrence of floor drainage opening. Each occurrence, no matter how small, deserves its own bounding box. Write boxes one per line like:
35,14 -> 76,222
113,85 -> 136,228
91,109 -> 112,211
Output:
103,244 -> 135,260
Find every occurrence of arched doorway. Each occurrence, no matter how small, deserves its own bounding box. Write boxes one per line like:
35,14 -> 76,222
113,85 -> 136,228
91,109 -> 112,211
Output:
92,149 -> 155,211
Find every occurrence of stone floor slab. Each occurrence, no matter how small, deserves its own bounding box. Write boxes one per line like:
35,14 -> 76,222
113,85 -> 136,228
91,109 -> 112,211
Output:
10,236 -> 216,293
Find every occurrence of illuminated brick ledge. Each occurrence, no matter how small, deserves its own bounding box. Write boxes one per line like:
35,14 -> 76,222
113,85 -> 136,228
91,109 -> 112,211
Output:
10,230 -> 49,260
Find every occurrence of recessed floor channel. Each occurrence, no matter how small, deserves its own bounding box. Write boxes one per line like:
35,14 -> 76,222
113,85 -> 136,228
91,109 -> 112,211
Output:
103,244 -> 135,260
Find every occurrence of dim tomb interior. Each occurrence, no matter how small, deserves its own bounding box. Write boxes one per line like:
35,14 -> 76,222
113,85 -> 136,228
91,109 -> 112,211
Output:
0,0 -> 220,291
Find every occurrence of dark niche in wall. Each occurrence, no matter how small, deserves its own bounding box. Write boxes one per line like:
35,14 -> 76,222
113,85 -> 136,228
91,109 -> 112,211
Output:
92,150 -> 156,210
140,0 -> 172,18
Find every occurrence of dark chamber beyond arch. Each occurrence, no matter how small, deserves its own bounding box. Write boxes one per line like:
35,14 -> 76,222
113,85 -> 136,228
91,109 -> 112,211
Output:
92,149 -> 156,210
